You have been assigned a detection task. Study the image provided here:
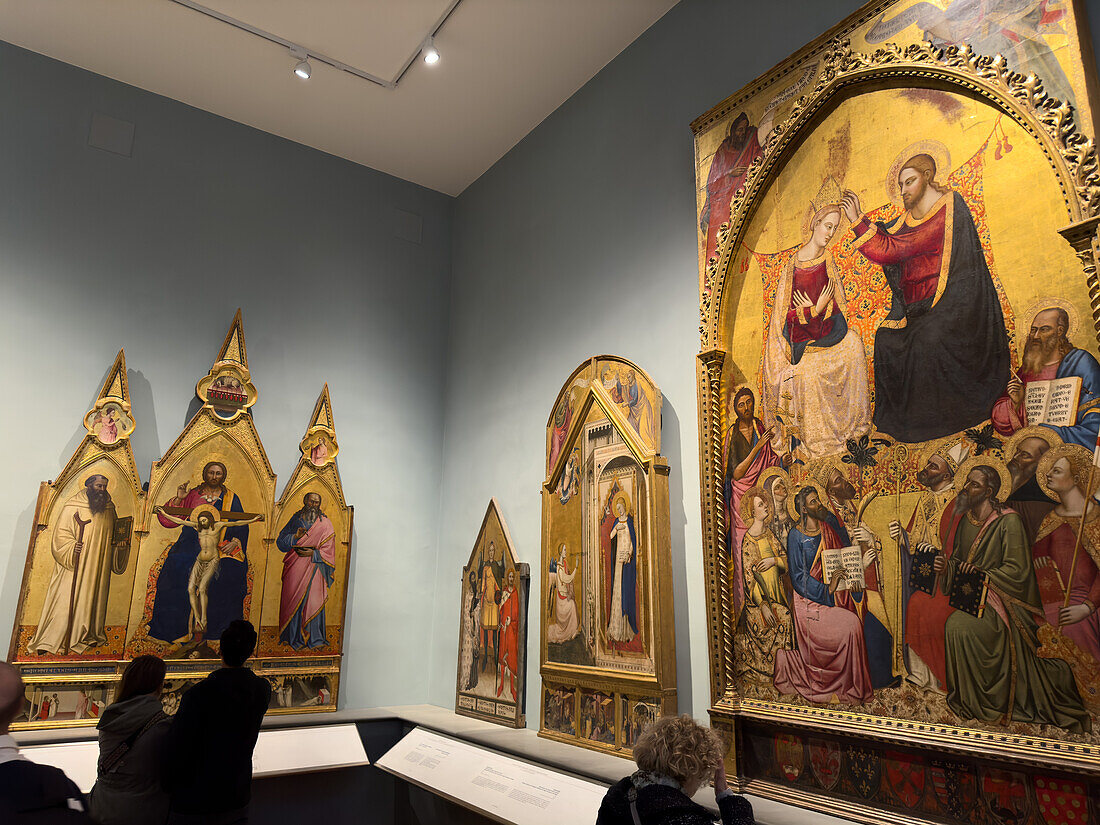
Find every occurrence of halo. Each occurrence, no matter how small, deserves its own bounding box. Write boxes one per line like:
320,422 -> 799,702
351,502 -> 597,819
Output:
1003,425 -> 1063,463
191,505 -> 219,524
1036,444 -> 1096,502
759,466 -> 792,497
954,456 -> 1012,502
787,480 -> 829,523
740,485 -> 769,526
886,140 -> 951,204
612,490 -> 632,515
1016,297 -> 1081,351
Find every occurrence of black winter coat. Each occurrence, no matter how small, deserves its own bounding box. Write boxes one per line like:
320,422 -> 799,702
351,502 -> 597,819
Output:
596,772 -> 754,825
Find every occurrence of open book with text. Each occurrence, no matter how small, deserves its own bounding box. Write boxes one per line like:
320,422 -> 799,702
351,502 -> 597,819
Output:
821,544 -> 865,591
1025,376 -> 1081,427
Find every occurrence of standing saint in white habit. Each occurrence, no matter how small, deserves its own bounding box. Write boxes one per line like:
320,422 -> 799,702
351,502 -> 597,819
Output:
763,179 -> 871,459
29,475 -> 118,654
604,491 -> 639,643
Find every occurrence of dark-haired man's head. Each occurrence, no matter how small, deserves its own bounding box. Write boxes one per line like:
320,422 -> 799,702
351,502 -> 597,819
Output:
824,468 -> 856,502
0,662 -> 25,734
1022,308 -> 1072,374
955,466 -> 1002,515
85,474 -> 112,515
220,620 -> 258,668
794,487 -> 829,524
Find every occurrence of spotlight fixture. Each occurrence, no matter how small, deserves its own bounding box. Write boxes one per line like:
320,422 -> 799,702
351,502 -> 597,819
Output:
290,48 -> 311,79
422,37 -> 440,65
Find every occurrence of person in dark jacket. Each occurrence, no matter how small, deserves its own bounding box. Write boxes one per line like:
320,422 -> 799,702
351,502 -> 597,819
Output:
0,661 -> 92,824
90,655 -> 171,825
597,715 -> 754,825
164,621 -> 270,825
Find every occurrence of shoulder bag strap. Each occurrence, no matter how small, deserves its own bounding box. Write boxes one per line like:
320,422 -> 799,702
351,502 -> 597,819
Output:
99,711 -> 168,774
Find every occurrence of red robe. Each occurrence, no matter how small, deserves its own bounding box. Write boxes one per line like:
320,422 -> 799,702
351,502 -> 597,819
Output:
1032,516 -> 1100,663
497,585 -> 520,699
785,259 -> 839,344
852,202 -> 946,306
701,126 -> 762,264
905,504 -> 1001,687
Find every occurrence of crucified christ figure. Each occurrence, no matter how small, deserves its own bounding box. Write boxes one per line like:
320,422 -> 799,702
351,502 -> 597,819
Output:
154,505 -> 263,638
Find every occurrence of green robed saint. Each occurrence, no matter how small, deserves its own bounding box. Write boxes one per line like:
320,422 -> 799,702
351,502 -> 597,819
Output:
942,505 -> 1089,733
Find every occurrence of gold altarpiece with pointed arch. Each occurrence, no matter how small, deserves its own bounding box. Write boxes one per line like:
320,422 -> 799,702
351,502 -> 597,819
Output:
539,355 -> 676,756
8,312 -> 353,728
693,1 -> 1100,822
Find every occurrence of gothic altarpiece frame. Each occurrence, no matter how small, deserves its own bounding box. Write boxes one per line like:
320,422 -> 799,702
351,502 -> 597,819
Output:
8,311 -> 353,728
694,1 -> 1100,823
539,356 -> 675,756
455,498 -> 529,728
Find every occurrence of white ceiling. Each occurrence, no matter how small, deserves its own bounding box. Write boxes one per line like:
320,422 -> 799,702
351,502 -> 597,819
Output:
0,1 -> 678,195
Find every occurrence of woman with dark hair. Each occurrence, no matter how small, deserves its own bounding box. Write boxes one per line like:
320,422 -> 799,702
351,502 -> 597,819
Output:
596,715 -> 754,825
89,655 -> 172,825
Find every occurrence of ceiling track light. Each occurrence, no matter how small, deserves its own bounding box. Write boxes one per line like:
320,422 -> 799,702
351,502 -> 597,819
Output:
422,37 -> 440,65
167,0 -> 464,88
290,48 -> 311,79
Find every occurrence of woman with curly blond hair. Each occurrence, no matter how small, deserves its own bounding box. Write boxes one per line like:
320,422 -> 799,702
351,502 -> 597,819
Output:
596,715 -> 753,825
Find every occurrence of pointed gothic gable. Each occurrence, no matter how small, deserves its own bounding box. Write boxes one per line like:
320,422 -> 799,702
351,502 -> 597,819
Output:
455,498 -> 529,728
9,351 -> 144,666
539,355 -> 676,757
257,386 -> 353,661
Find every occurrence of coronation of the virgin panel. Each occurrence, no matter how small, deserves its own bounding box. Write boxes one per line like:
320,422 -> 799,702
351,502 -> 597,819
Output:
539,356 -> 675,756
693,1 -> 1100,822
7,311 -> 353,727
455,498 -> 529,728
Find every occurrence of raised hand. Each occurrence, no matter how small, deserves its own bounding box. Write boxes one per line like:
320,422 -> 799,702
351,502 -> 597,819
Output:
792,290 -> 813,310
841,190 -> 862,222
888,520 -> 904,542
1007,374 -> 1024,406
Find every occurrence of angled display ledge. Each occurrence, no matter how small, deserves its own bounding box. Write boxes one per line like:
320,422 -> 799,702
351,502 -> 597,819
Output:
14,704 -> 848,824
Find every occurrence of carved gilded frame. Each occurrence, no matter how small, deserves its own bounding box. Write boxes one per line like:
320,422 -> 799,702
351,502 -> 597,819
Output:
695,13 -> 1100,786
538,356 -> 676,756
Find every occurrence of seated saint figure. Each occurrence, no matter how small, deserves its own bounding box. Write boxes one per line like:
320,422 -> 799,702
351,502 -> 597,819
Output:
763,191 -> 870,460
773,485 -> 880,705
735,487 -> 793,681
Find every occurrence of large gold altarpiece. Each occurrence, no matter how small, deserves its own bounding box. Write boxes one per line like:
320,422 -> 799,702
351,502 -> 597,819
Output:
694,1 -> 1100,822
8,312 -> 352,727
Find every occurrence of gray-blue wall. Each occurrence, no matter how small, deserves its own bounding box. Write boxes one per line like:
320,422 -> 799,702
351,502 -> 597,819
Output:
430,0 -> 868,719
0,41 -> 453,708
5,0 -> 1100,731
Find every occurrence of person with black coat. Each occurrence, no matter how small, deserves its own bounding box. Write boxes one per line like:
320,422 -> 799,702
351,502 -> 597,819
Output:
89,655 -> 172,825
0,661 -> 92,824
164,621 -> 271,825
596,715 -> 754,825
